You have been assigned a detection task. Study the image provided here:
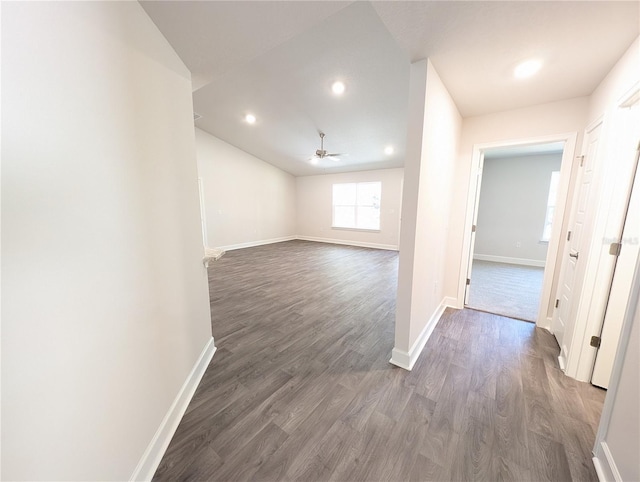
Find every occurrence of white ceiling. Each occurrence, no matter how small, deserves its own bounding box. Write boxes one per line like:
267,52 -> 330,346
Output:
141,1 -> 639,176
372,1 -> 639,117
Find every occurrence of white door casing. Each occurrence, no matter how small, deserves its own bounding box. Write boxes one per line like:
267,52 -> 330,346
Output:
197,177 -> 208,248
552,121 -> 603,370
464,152 -> 484,305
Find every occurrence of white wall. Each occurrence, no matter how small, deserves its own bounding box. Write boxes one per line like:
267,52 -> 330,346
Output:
474,153 -> 562,264
296,168 -> 404,250
588,38 -> 640,122
392,59 -> 461,369
2,3 -> 212,480
445,97 -> 590,303
195,128 -> 296,250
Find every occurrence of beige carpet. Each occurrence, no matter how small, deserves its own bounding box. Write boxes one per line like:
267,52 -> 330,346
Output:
466,260 -> 544,322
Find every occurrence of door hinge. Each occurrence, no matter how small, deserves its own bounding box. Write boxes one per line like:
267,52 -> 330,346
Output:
466,278 -> 471,286
567,231 -> 572,241
590,336 -> 601,349
578,155 -> 585,167
609,242 -> 622,257
555,299 -> 560,308
471,224 -> 476,233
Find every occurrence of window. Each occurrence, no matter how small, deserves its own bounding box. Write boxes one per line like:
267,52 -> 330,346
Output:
332,182 -> 381,230
541,171 -> 560,242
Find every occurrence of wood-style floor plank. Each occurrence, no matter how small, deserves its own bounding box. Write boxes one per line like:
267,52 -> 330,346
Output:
528,430 -> 573,482
153,240 -> 605,481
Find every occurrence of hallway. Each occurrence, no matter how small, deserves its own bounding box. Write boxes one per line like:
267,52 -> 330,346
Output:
154,241 -> 604,481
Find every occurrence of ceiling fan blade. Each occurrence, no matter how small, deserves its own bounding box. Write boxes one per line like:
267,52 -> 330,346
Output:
309,134 -> 346,163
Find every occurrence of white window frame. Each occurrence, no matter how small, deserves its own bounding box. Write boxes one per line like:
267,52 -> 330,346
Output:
332,181 -> 381,231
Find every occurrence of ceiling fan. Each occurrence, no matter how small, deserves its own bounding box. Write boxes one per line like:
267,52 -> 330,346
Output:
310,132 -> 343,163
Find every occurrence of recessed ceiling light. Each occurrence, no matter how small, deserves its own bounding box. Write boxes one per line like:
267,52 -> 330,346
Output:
384,146 -> 394,155
245,113 -> 256,124
514,59 -> 542,79
331,81 -> 346,95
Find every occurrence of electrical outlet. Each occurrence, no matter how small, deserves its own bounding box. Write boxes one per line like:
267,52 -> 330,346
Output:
516,241 -> 522,248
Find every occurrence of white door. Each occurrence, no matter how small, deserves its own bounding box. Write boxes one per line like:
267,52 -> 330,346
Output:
591,102 -> 640,388
552,121 -> 602,366
464,152 -> 484,305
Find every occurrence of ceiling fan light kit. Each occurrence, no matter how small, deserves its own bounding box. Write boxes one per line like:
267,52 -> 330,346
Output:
310,132 -> 343,163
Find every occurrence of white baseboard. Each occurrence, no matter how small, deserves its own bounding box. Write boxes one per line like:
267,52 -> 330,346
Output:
214,235 -> 398,252
593,441 -> 622,482
390,298 -> 452,371
593,456 -> 608,482
130,337 -> 217,481
389,347 -> 412,370
473,253 -> 545,268
558,353 -> 567,371
215,235 -> 296,252
443,296 -> 460,309
602,442 -> 622,482
537,316 -> 552,331
296,235 -> 398,251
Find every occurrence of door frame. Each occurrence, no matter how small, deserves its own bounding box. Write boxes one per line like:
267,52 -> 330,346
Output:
197,177 -> 209,249
553,117 -> 604,371
463,151 -> 485,306
457,132 -> 579,329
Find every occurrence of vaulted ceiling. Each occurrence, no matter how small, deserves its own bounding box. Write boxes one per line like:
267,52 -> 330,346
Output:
141,1 -> 639,176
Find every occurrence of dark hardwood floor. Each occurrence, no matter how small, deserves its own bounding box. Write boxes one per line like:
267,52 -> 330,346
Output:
153,240 -> 605,481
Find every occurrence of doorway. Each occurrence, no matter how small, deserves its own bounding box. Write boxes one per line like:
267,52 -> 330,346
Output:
465,143 -> 564,322
458,132 -> 579,329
